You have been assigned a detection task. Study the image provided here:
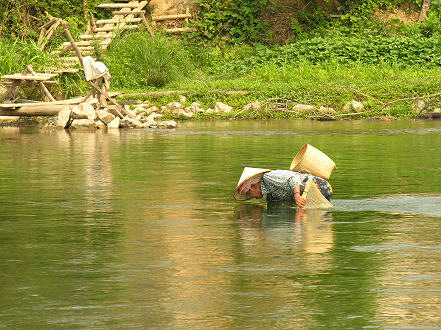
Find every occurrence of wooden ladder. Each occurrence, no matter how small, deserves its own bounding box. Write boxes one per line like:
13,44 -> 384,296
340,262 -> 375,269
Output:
53,1 -> 151,70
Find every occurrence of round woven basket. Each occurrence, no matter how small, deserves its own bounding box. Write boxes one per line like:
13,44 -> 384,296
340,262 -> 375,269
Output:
290,144 -> 336,179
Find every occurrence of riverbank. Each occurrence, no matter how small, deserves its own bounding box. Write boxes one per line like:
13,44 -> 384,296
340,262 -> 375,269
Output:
3,26 -> 441,122
113,61 -> 441,121
103,32 -> 441,121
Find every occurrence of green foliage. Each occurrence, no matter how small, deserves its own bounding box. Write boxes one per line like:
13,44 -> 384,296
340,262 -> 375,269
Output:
0,38 -> 57,74
0,0 -> 104,40
103,32 -> 196,89
203,31 -> 441,79
0,38 -> 88,100
190,0 -> 269,44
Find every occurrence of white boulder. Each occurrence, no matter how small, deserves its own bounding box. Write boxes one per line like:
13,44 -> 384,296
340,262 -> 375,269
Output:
214,102 -> 232,113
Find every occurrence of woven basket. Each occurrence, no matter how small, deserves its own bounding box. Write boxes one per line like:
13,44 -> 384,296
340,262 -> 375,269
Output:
290,144 -> 336,179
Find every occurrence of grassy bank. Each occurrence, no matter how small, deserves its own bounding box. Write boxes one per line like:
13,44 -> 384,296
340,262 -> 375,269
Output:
1,31 -> 441,120
102,31 -> 441,120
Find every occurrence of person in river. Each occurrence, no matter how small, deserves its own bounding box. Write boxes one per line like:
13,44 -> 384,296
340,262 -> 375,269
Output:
233,167 -> 332,207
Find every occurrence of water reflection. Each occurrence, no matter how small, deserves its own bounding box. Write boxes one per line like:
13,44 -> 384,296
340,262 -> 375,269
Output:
234,203 -> 334,254
2,120 -> 441,328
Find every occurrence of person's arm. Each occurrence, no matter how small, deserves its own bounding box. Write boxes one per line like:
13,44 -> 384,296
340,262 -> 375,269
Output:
294,185 -> 306,208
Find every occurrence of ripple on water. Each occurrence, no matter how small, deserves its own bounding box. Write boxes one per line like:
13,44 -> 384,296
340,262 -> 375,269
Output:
333,195 -> 441,217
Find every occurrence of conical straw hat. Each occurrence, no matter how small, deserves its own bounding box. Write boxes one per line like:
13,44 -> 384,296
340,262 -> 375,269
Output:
234,167 -> 271,201
290,144 -> 336,179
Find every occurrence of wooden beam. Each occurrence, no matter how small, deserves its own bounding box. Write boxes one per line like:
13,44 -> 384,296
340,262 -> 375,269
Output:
141,13 -> 154,37
165,27 -> 191,34
95,17 -> 142,25
0,104 -> 77,116
79,33 -> 114,39
62,22 -> 84,65
98,3 -> 139,8
113,10 -> 145,15
1,80 -> 58,85
39,18 -> 58,30
94,25 -> 139,32
1,74 -> 57,81
152,13 -> 192,21
39,19 -> 61,50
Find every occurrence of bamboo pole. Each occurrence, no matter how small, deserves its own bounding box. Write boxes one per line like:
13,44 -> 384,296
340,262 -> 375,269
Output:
141,13 -> 154,37
61,22 -> 136,118
0,104 -> 76,117
39,19 -> 61,50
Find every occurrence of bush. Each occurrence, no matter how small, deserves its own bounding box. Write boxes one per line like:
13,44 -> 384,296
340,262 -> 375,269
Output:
190,0 -> 270,44
205,32 -> 441,77
104,32 -> 196,89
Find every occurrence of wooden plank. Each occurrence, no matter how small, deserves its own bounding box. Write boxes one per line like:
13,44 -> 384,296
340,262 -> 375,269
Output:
98,3 -> 139,8
59,57 -> 83,62
61,40 -> 91,47
94,25 -> 139,32
55,68 -> 80,74
1,80 -> 58,85
79,33 -> 114,39
152,14 -> 192,21
77,46 -> 95,51
0,104 -> 77,116
0,93 -> 118,108
165,27 -> 191,34
95,17 -> 142,25
1,74 -> 57,81
113,10 -> 145,15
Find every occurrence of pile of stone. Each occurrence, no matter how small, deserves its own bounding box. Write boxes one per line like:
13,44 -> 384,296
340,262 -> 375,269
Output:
44,97 -> 372,130
46,102 -> 177,129
148,98 -> 233,118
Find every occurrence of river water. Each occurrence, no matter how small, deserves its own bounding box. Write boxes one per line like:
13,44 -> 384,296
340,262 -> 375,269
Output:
1,119 -> 441,329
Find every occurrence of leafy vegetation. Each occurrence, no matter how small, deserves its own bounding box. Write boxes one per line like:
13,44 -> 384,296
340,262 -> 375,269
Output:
191,0 -> 270,44
103,32 -> 197,89
0,0 -> 104,39
1,1 -> 441,118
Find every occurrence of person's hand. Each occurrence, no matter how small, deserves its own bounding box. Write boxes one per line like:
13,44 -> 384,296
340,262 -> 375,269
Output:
294,192 -> 306,208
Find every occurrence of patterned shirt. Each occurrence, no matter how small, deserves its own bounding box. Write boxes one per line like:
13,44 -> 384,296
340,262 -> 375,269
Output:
260,170 -> 309,202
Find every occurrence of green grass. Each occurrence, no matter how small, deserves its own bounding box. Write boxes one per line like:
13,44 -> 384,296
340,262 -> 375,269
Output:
0,39 -> 58,74
104,32 -> 198,89
0,38 -> 88,100
135,60 -> 441,119
2,31 -> 441,119
108,31 -> 441,119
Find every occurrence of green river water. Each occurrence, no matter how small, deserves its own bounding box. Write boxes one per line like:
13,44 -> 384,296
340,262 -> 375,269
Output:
0,119 -> 441,329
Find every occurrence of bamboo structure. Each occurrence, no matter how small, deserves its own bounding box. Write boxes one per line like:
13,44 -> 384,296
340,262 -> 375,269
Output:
0,1 -> 194,119
53,1 -> 152,70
